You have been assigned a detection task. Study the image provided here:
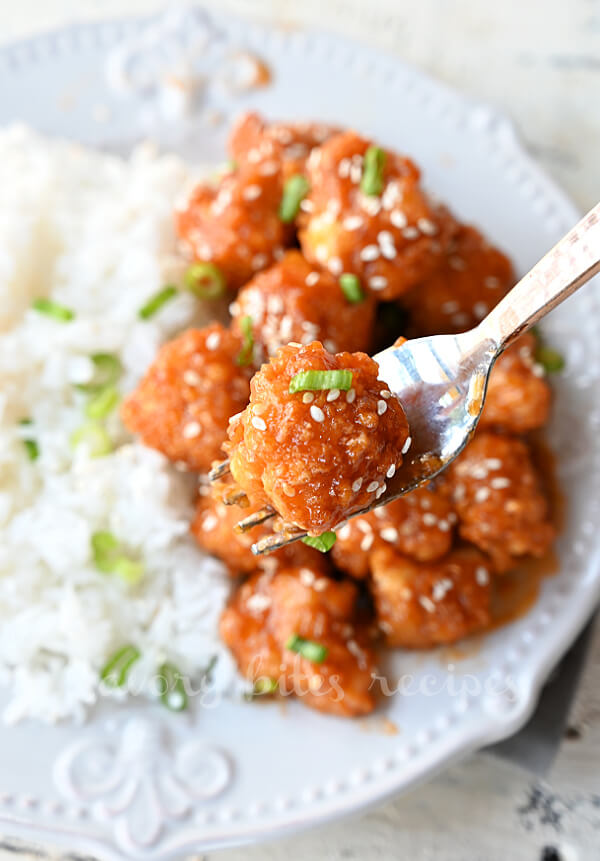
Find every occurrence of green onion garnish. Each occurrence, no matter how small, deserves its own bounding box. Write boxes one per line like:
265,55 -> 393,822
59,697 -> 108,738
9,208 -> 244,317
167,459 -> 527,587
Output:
158,661 -> 188,711
535,344 -> 565,374
360,146 -> 386,196
339,273 -> 365,304
301,531 -> 337,553
32,298 -> 75,322
76,353 -> 122,393
184,263 -> 226,299
236,315 -> 255,366
23,439 -> 39,461
91,531 -> 143,584
279,174 -> 310,223
70,422 -> 113,458
85,385 -> 120,420
289,370 -> 353,394
285,633 -> 328,664
100,644 -> 141,688
244,676 -> 279,701
139,285 -> 178,320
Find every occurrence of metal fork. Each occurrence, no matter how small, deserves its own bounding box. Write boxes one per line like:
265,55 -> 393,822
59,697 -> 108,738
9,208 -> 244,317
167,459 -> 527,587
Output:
210,202 -> 600,555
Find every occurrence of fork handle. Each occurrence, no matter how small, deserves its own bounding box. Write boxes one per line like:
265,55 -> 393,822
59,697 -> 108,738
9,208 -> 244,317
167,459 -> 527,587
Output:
478,201 -> 600,351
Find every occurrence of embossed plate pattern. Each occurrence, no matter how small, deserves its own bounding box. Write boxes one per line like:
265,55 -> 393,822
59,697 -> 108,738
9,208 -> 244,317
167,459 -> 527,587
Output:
0,8 -> 599,860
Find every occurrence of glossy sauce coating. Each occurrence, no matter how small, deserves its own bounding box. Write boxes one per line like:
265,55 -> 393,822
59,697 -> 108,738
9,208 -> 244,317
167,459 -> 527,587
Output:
220,566 -> 377,716
370,546 -> 492,648
225,341 -> 410,534
121,324 -> 251,472
298,131 -> 455,299
230,250 -> 376,362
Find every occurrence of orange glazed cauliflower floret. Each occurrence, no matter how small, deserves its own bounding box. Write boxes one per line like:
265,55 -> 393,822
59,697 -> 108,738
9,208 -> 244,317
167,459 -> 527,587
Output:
446,432 -> 555,572
121,324 -> 251,472
370,546 -> 493,648
225,341 -> 410,535
297,131 -> 454,300
230,250 -> 376,361
220,566 -> 377,716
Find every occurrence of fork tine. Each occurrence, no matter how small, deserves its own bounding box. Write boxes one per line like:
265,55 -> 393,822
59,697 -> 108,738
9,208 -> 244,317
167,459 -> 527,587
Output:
252,528 -> 307,555
209,459 -> 230,481
222,488 -> 250,507
234,506 -> 276,533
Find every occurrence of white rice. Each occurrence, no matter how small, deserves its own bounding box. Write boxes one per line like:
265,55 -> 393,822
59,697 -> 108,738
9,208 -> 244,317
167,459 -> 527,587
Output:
0,125 -> 242,724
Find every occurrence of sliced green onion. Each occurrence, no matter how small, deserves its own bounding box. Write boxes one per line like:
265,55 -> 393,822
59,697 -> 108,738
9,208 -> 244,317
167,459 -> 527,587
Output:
360,146 -> 386,196
244,676 -> 278,701
19,418 -> 32,426
535,344 -> 565,374
158,661 -> 188,711
91,531 -> 143,584
302,531 -> 337,553
285,633 -> 328,664
76,353 -> 122,393
236,315 -> 254,366
23,439 -> 39,461
289,370 -> 353,394
32,297 -> 75,322
339,273 -> 365,304
184,263 -> 226,299
279,174 -> 310,223
100,644 -> 141,688
139,285 -> 178,320
70,422 -> 113,458
85,385 -> 120,420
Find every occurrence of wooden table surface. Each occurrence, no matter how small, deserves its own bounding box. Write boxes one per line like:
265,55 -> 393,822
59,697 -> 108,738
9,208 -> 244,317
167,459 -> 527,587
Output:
1,1 -> 599,859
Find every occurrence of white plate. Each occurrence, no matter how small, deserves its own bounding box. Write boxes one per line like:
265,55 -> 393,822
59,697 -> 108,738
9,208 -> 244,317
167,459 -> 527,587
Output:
0,8 -> 599,861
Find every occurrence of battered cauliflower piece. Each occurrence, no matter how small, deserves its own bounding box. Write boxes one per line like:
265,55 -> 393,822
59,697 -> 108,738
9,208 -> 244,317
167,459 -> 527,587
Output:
175,161 -> 291,290
121,324 -> 251,472
370,546 -> 492,648
480,334 -> 552,433
447,432 -> 555,572
331,483 -> 456,579
229,111 -> 340,180
224,341 -> 410,535
298,131 -> 454,299
230,250 -> 376,362
191,491 -> 331,576
402,223 -> 514,336
220,567 -> 377,716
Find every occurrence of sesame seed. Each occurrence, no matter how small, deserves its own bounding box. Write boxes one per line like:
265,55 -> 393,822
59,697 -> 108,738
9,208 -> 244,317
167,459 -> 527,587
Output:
381,390 -> 391,399
228,411 -> 243,424
432,578 -> 454,601
471,466 -> 489,480
313,577 -> 329,592
328,256 -> 343,275
473,301 -> 488,319
300,568 -> 316,586
377,230 -> 394,246
299,198 -> 315,212
366,481 -> 379,493
315,244 -> 329,263
302,392 -> 315,403
419,595 -> 436,613
343,215 -> 364,231
380,527 -> 398,543
360,244 -> 380,262
259,160 -> 278,175
402,226 -> 419,240
417,217 -> 437,235
338,524 -> 352,540
251,252 -> 268,270
305,272 -> 320,286
422,513 -> 438,527
532,363 -> 546,378
242,184 -> 262,201
441,300 -> 460,314
310,405 -> 325,423
183,370 -> 201,386
490,477 -> 511,489
377,399 -> 388,415
338,158 -> 351,178
454,484 -> 466,502
369,276 -> 388,291
346,388 -> 356,404
386,464 -> 396,478
376,483 -> 387,498
484,276 -> 500,288
449,256 -> 466,271
352,478 -> 363,492
183,421 -> 201,439
476,566 -> 489,586
475,487 -> 490,503
206,332 -> 221,350
327,389 -> 340,402
202,514 -> 218,532
390,209 -> 407,229
357,520 -> 372,534
380,244 -> 397,260
484,458 -> 502,470
349,164 -> 363,184
247,593 -> 272,614
437,519 -> 451,532
360,196 -> 382,216
360,533 -> 374,551
324,339 -> 337,352
401,436 -> 412,455
251,416 -> 267,431
451,312 -> 470,328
